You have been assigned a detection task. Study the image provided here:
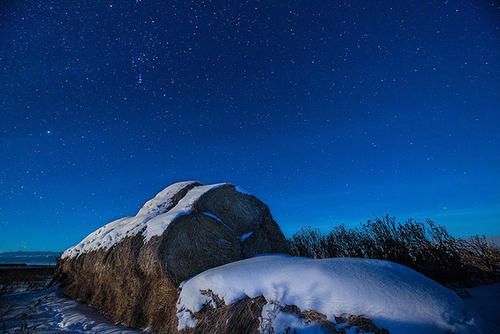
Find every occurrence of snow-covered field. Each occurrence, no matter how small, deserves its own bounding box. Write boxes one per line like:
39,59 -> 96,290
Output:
0,286 -> 145,333
1,257 -> 498,334
462,282 -> 500,333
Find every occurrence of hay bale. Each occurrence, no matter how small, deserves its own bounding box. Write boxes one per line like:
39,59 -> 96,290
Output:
57,181 -> 288,333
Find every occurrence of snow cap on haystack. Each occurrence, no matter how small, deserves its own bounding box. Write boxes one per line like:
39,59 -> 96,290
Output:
58,181 -> 289,332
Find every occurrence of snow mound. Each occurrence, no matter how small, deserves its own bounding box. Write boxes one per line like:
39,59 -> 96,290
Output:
62,181 -> 227,259
176,255 -> 478,334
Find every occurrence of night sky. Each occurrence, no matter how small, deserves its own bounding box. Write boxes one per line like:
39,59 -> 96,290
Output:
0,1 -> 498,251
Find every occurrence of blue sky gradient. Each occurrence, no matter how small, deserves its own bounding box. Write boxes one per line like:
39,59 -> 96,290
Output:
0,0 -> 498,251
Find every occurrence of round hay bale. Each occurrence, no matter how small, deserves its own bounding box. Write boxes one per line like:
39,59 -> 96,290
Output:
57,181 -> 289,333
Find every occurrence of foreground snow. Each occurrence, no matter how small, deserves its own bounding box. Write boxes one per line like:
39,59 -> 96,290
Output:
463,282 -> 500,333
1,275 -> 497,333
176,255 -> 479,334
0,286 -> 145,333
62,181 -> 228,258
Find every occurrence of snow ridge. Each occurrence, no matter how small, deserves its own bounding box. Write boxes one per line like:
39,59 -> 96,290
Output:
62,181 -> 227,259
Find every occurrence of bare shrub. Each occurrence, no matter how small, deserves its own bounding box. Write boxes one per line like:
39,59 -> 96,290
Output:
288,216 -> 499,284
460,235 -> 500,273
288,227 -> 326,259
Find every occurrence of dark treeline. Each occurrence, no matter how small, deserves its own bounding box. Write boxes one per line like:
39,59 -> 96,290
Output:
288,216 -> 500,285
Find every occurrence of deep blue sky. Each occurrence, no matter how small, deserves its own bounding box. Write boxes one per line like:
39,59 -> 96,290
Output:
0,1 -> 498,251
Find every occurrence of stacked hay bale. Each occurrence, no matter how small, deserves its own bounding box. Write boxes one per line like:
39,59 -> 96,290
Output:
58,181 -> 289,333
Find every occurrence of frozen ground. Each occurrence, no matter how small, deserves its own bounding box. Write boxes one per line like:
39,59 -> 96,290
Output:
0,286 -> 145,333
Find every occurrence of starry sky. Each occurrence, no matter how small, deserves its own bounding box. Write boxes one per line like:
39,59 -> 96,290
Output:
0,0 -> 499,251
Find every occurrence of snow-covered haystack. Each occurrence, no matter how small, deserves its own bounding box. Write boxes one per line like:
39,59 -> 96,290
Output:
176,255 -> 479,334
58,181 -> 289,333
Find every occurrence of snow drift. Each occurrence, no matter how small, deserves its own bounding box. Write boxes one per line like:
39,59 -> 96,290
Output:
176,255 -> 478,334
58,181 -> 289,333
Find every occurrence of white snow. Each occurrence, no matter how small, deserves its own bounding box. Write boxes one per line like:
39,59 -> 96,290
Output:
176,255 -> 478,333
3,277 -> 496,334
143,183 -> 226,241
202,212 -> 223,223
136,181 -> 197,218
62,181 -> 227,259
240,231 -> 253,241
235,185 -> 252,195
202,212 -> 253,242
259,301 -> 343,334
462,283 -> 500,333
202,211 -> 236,234
0,286 -> 144,333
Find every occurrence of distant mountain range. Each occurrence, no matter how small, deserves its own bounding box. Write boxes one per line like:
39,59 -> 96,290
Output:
0,251 -> 62,265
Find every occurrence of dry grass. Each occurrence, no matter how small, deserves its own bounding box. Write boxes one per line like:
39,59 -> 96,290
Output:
288,216 -> 500,285
184,294 -> 389,334
184,294 -> 266,334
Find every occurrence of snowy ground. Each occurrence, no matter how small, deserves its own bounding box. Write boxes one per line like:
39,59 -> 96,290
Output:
0,286 -> 146,333
1,272 -> 498,334
463,283 -> 500,334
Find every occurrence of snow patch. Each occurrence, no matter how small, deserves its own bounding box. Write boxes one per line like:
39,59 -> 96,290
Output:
240,231 -> 253,241
202,212 -> 223,223
177,308 -> 198,331
143,183 -> 226,241
176,255 -> 477,334
235,185 -> 252,195
462,283 -> 500,333
259,301 -> 333,334
202,211 -> 235,233
136,181 -> 197,218
202,212 -> 253,242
